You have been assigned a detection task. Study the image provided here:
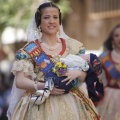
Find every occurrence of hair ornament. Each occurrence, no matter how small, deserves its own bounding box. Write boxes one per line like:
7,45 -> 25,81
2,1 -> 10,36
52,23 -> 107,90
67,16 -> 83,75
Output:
50,2 -> 52,7
37,8 -> 41,13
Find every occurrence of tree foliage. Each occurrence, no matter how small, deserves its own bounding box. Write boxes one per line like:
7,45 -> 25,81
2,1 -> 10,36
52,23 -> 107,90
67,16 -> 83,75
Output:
0,0 -> 71,32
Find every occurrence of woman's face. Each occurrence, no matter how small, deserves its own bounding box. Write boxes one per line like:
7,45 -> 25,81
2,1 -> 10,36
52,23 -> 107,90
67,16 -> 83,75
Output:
113,27 -> 120,50
40,7 -> 60,36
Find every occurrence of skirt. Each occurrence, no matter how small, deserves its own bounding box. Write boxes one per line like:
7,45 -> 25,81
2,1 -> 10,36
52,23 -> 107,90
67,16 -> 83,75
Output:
11,89 -> 99,120
96,87 -> 120,120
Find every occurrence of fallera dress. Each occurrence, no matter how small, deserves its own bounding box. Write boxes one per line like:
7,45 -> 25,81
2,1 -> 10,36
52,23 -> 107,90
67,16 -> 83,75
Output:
96,51 -> 120,120
8,38 -> 100,120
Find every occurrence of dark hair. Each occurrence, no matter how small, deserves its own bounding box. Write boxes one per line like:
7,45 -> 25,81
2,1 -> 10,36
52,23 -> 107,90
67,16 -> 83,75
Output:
104,24 -> 120,51
35,2 -> 61,28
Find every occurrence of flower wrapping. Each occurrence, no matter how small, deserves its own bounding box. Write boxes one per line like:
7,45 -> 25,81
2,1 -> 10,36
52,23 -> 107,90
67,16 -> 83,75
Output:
44,70 -> 73,93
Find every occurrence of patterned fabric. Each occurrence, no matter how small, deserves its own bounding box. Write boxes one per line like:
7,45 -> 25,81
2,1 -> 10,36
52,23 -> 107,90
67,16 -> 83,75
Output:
76,52 -> 103,102
10,38 -> 99,120
96,51 -> 120,120
16,51 -> 30,60
77,47 -> 86,54
89,53 -> 102,76
99,52 -> 120,88
86,53 -> 103,102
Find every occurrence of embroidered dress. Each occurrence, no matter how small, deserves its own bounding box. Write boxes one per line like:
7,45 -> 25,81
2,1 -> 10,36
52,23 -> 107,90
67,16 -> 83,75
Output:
97,51 -> 120,120
8,38 -> 100,120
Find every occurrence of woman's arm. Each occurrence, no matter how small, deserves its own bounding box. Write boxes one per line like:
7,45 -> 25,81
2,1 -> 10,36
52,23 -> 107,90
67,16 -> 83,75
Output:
16,71 -> 45,91
77,70 -> 87,82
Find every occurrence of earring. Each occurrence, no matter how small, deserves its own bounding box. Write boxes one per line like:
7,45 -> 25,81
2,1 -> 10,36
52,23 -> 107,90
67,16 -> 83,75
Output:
38,26 -> 41,32
35,28 -> 38,39
35,26 -> 42,40
57,30 -> 60,38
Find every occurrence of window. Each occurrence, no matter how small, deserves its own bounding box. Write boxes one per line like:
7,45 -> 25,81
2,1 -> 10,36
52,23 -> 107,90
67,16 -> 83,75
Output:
89,0 -> 120,19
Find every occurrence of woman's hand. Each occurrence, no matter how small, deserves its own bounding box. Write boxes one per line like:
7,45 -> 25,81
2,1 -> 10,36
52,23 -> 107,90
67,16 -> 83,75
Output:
50,87 -> 65,95
61,70 -> 87,85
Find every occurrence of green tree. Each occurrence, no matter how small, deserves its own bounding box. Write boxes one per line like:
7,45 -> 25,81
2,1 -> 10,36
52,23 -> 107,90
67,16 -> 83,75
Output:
0,0 -> 34,32
0,0 -> 70,33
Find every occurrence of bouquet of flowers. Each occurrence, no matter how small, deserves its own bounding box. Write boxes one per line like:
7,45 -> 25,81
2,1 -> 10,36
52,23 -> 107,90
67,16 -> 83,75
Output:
52,61 -> 67,77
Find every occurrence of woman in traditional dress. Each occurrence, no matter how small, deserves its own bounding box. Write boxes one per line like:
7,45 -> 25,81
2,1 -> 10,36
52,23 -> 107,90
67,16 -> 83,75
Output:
7,1 -> 102,120
96,24 -> 120,120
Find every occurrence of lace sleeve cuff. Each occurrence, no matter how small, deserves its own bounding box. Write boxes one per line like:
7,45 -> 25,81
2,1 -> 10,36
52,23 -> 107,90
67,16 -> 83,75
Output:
11,59 -> 36,79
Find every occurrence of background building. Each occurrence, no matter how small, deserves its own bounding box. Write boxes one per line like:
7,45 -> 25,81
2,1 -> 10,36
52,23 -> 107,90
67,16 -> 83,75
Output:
64,0 -> 120,52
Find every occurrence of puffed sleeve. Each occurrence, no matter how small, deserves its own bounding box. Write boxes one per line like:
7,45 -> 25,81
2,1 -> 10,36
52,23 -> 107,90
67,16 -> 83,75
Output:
66,38 -> 84,54
11,49 -> 36,80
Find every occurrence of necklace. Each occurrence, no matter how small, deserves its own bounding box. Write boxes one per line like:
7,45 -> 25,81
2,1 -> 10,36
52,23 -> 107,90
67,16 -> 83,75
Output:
41,39 -> 60,51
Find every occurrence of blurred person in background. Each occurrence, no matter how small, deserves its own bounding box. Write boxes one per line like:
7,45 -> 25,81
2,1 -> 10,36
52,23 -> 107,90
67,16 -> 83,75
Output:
0,72 -> 10,120
0,72 -> 6,117
0,47 -> 13,120
96,24 -> 120,120
0,49 -> 6,60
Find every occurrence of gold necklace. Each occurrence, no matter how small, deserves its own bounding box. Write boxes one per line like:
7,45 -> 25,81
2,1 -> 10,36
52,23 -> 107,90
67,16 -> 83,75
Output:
41,39 -> 60,51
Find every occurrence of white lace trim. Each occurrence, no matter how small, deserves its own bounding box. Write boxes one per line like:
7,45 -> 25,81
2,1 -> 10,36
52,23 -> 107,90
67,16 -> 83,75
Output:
11,59 -> 36,79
